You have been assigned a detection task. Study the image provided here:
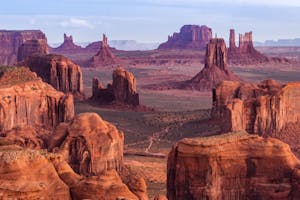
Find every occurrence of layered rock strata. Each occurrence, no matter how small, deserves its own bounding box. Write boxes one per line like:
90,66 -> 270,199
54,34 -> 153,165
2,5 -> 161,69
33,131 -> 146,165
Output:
22,54 -> 84,99
167,132 -> 300,199
0,66 -> 74,132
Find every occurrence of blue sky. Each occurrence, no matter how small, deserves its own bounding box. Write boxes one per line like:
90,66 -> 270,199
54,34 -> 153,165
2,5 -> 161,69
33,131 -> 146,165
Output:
1,0 -> 300,43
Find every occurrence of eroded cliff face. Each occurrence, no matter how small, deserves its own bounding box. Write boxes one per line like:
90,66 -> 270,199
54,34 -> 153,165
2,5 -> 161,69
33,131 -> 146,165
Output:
0,30 -> 47,65
0,67 -> 74,132
183,38 -> 239,91
22,54 -> 84,100
48,112 -> 124,176
17,39 -> 49,62
92,67 -> 139,106
212,80 -> 300,157
167,132 -> 300,200
158,25 -> 212,50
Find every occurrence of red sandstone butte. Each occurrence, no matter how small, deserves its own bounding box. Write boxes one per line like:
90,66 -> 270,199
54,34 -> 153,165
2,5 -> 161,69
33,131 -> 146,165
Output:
90,34 -> 121,68
158,25 -> 212,50
183,38 -> 239,90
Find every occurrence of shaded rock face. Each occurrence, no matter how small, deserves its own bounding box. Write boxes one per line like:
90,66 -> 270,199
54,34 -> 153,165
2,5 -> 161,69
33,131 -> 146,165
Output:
22,54 -> 84,100
158,25 -> 212,50
0,30 -> 47,65
0,67 -> 74,132
17,39 -> 49,62
228,30 -> 268,65
92,67 -> 139,106
0,144 -> 141,200
0,145 -> 71,199
183,38 -> 239,91
90,34 -> 121,68
51,33 -> 83,53
71,170 -> 139,200
48,113 -> 124,176
167,132 -> 300,200
211,80 -> 300,157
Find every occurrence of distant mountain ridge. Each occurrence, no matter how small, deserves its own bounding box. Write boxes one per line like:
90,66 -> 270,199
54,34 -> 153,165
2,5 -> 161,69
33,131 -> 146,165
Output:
254,38 -> 300,46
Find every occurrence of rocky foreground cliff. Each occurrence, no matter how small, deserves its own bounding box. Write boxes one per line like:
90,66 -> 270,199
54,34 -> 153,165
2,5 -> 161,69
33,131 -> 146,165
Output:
0,66 -> 74,132
167,132 -> 300,199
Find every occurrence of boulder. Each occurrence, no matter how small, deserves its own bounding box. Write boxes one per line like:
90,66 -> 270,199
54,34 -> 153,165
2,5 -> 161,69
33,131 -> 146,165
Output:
48,112 -> 124,176
183,38 -> 240,90
158,25 -> 212,50
0,66 -> 74,132
167,132 -> 300,200
22,54 -> 85,100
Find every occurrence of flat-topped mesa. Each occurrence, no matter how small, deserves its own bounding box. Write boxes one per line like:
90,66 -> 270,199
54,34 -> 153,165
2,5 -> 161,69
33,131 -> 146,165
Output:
21,54 -> 85,100
228,29 -> 268,64
53,33 -> 83,53
17,39 -> 49,62
92,67 -> 139,106
167,132 -> 300,200
0,66 -> 74,132
0,30 -> 47,65
89,34 -> 121,68
158,25 -> 212,50
183,38 -> 239,91
211,80 -> 300,157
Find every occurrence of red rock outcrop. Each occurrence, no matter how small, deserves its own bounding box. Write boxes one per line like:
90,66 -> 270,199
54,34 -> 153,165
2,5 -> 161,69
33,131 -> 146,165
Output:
90,34 -> 121,68
183,38 -> 240,90
0,145 -> 71,199
212,80 -> 300,157
48,112 -> 124,176
52,33 -> 83,53
21,54 -> 85,100
0,143 -> 142,200
92,67 -> 139,106
71,170 -> 139,200
17,39 -> 48,62
0,30 -> 47,65
158,25 -> 212,50
228,29 -> 269,65
167,131 -> 300,200
0,66 -> 74,132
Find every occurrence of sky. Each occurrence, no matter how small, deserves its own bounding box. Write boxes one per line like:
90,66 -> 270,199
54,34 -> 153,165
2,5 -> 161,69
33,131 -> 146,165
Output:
1,0 -> 300,44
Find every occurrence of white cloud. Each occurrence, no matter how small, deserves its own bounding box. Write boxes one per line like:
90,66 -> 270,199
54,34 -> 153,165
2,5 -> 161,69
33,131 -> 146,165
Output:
59,18 -> 94,29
